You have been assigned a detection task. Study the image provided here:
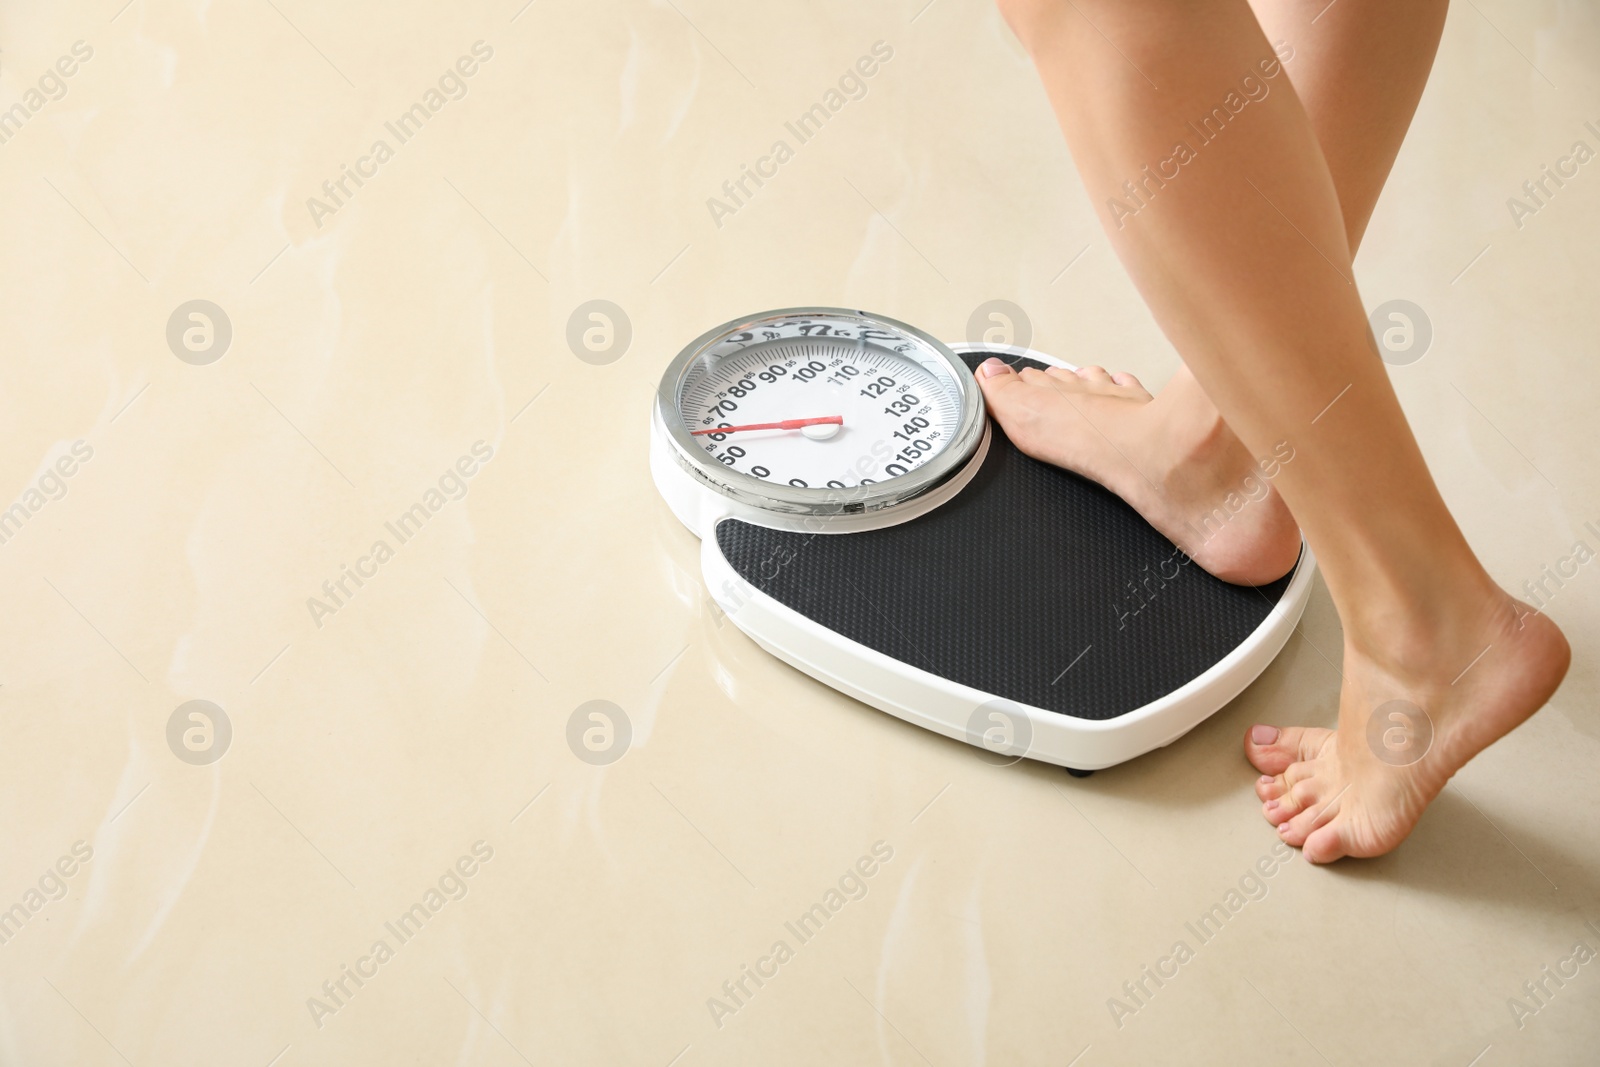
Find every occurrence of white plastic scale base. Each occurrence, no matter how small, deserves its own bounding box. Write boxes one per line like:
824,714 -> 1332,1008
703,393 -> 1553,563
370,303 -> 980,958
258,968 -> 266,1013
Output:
653,344 -> 1315,771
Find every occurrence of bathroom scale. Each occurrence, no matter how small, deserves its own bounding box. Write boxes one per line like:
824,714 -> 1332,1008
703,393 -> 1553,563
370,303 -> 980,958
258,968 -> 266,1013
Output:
649,308 -> 1314,772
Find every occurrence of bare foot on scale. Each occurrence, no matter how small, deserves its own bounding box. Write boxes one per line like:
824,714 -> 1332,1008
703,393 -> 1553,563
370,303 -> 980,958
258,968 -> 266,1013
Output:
975,357 -> 1302,585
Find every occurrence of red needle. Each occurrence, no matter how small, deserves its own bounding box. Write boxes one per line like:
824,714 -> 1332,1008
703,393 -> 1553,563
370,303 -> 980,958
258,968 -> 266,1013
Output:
691,416 -> 843,436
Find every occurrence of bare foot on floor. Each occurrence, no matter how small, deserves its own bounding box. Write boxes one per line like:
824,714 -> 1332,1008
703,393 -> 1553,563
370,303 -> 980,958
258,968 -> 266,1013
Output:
975,357 -> 1301,585
1246,593 -> 1570,862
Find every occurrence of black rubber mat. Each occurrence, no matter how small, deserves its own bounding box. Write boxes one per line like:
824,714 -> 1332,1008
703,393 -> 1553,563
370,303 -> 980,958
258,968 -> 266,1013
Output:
713,350 -> 1299,721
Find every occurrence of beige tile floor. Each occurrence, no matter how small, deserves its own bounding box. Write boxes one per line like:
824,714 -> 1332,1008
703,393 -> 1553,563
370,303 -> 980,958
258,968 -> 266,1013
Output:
2,1 -> 1598,1064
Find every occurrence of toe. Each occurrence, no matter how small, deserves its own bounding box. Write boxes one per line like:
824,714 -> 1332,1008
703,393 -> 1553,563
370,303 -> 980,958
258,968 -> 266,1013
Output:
1256,759 -> 1307,800
1245,724 -> 1332,776
1276,811 -> 1312,847
1111,373 -> 1153,401
1261,765 -> 1318,824
1276,777 -> 1322,818
977,357 -> 1014,380
975,360 -> 1032,412
1301,820 -> 1352,864
1277,785 -> 1342,846
1075,365 -> 1112,383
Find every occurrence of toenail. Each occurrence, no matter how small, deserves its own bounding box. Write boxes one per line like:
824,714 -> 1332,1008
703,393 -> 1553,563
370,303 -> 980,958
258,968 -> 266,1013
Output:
1265,800 -> 1279,813
979,359 -> 1010,378
1259,775 -> 1274,785
1251,725 -> 1279,745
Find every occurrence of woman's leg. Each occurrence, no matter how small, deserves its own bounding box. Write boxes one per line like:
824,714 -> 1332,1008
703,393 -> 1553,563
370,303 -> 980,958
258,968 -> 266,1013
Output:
1248,0 -> 1447,253
994,0 -> 1569,861
979,1 -> 1450,588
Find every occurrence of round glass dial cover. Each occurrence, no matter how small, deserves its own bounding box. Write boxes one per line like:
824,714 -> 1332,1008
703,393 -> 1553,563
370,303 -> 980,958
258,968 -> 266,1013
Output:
659,309 -> 985,514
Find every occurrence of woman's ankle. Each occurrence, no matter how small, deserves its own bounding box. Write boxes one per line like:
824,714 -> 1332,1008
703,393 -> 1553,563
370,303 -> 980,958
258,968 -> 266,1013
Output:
1335,563 -> 1517,681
